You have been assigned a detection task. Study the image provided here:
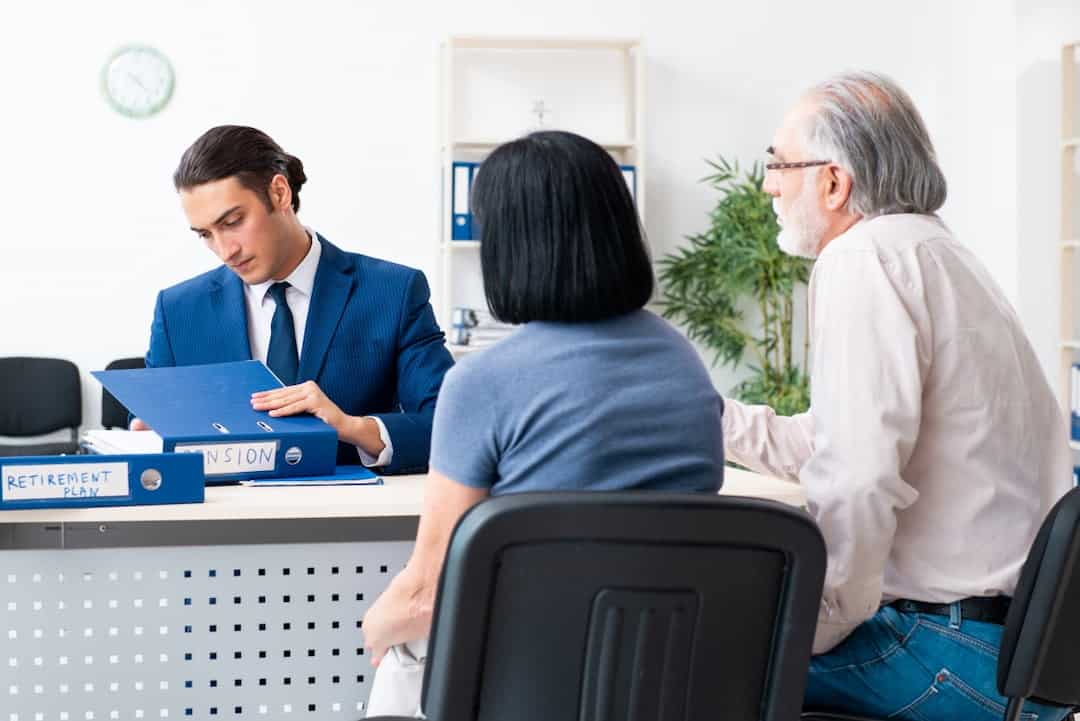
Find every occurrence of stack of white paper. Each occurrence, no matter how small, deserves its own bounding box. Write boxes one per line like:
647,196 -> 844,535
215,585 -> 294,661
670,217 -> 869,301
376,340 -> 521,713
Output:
82,429 -> 164,455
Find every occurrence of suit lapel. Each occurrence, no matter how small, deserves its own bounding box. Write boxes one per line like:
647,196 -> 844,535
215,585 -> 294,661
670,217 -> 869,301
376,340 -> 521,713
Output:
209,270 -> 253,361
298,236 -> 355,382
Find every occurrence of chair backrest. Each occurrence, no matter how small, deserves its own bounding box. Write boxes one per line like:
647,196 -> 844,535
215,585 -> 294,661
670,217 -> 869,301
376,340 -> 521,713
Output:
0,356 -> 81,436
420,492 -> 827,721
998,485 -> 1080,709
101,356 -> 145,429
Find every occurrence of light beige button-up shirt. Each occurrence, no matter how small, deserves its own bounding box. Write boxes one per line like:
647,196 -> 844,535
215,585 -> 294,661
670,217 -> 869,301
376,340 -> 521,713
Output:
723,213 -> 1071,654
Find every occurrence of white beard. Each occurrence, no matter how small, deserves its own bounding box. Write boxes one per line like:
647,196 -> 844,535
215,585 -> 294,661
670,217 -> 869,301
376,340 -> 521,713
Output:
773,173 -> 827,259
776,226 -> 821,259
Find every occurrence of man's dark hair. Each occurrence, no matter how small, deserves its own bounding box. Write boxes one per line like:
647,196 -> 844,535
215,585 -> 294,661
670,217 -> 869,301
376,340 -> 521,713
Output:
471,130 -> 653,324
173,125 -> 307,212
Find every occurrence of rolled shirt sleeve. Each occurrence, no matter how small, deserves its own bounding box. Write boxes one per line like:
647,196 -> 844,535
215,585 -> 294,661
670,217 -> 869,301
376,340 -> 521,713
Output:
356,416 -> 394,468
722,400 -> 814,482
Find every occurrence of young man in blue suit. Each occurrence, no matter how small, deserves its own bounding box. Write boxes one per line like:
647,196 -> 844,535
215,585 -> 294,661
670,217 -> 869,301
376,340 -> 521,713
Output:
135,125 -> 453,474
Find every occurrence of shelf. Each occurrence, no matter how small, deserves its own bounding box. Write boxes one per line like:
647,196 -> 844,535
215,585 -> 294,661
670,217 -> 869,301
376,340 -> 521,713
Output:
440,34 -> 644,333
447,35 -> 639,51
449,138 -> 638,152
1060,42 -> 1079,420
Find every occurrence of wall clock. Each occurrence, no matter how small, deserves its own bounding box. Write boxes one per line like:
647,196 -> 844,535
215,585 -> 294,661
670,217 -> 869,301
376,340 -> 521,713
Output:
102,45 -> 175,118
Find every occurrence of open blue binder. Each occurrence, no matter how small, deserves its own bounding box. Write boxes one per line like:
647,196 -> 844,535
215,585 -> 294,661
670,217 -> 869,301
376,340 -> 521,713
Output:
1,453 -> 204,510
92,361 -> 338,483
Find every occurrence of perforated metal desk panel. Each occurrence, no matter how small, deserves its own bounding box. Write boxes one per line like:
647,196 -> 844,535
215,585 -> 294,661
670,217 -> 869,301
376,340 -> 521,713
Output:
0,469 -> 804,721
0,477 -> 427,721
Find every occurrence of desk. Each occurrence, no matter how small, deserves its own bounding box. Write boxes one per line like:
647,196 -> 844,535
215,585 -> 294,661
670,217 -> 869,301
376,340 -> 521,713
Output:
0,469 -> 803,721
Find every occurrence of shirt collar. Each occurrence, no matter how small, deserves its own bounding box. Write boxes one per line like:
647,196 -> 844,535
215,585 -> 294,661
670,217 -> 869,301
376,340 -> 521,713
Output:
248,228 -> 322,303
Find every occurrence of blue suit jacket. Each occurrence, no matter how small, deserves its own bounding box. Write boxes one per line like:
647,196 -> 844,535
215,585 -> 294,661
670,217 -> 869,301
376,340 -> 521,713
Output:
145,236 -> 454,474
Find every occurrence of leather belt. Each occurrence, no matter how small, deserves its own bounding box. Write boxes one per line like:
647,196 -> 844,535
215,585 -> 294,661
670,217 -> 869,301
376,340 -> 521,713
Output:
889,596 -> 1011,625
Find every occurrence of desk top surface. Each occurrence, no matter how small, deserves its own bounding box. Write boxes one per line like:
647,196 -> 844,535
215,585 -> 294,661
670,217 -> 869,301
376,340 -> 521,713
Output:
0,466 -> 804,524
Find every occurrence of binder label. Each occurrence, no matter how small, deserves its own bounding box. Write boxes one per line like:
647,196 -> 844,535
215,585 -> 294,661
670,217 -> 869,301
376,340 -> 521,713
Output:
2,462 -> 129,501
175,441 -> 278,475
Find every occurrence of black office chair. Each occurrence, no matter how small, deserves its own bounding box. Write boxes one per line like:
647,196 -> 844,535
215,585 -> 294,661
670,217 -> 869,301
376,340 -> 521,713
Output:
0,356 -> 81,456
803,485 -> 1080,721
369,491 -> 827,721
100,356 -> 145,429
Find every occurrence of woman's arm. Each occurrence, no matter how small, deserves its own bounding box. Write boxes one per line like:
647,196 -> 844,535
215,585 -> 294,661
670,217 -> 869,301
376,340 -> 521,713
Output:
361,468 -> 488,665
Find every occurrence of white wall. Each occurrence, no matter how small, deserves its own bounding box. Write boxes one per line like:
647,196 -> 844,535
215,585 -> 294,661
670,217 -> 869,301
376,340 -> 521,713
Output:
1016,0 -> 1080,398
0,0 -> 1028,429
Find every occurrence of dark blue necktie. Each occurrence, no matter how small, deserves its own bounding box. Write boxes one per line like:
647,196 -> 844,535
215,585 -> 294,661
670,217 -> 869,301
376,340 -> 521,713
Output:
266,282 -> 298,386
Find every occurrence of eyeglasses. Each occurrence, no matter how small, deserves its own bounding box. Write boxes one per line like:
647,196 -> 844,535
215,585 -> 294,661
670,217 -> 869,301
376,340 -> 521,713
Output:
765,146 -> 830,171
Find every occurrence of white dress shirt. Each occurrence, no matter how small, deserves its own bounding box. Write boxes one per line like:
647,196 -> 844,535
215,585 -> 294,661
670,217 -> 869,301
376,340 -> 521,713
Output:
723,214 -> 1071,654
244,229 -> 393,467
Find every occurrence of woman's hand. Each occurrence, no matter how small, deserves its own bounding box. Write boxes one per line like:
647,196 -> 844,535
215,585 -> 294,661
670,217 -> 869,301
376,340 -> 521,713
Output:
362,568 -> 432,666
362,470 -> 489,666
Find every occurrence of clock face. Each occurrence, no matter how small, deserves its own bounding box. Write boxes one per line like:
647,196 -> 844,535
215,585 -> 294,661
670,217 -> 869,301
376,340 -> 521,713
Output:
102,45 -> 175,118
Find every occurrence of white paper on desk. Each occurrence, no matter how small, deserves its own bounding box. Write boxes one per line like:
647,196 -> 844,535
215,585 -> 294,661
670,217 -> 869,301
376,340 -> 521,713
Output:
82,429 -> 164,454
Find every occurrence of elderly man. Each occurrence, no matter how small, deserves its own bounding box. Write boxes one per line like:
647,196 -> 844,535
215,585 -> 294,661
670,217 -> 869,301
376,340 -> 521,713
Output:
724,71 -> 1071,721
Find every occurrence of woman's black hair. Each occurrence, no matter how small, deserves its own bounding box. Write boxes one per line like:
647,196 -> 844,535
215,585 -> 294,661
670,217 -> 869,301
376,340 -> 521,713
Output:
471,130 -> 652,324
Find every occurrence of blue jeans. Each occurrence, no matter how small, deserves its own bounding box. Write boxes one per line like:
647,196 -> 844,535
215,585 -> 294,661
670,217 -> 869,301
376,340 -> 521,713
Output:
805,604 -> 1072,721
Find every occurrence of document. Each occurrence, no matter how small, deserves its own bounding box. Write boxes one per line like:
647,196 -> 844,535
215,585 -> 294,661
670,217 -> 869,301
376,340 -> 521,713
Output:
82,429 -> 165,454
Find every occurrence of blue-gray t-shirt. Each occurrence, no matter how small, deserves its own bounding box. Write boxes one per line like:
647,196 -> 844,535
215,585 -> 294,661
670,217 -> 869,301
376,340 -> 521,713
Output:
429,310 -> 724,494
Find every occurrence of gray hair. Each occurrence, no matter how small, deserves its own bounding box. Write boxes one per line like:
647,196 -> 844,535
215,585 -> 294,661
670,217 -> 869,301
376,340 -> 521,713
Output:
802,71 -> 947,217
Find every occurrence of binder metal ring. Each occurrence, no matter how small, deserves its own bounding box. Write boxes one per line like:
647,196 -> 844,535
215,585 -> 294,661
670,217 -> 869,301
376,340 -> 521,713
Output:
140,468 -> 163,491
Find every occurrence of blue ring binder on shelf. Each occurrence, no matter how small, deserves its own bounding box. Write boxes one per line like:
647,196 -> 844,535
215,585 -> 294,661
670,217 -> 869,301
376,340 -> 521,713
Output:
1,452 -> 204,510
451,159 -> 636,243
1071,363 -> 1080,443
92,361 -> 338,484
451,160 -> 480,241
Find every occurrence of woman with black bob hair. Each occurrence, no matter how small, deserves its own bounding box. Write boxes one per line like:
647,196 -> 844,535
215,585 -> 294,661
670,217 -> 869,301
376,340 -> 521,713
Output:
476,129 -> 654,323
361,131 -> 725,716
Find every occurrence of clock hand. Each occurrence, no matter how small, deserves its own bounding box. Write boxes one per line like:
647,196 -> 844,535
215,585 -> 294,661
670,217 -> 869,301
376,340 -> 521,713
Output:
126,72 -> 148,92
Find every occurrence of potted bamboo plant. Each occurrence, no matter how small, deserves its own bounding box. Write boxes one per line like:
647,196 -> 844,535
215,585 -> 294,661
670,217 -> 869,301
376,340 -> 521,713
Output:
658,158 -> 812,416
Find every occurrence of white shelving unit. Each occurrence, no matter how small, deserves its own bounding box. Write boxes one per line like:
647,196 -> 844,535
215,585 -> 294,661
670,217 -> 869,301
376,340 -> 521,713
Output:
437,36 -> 645,356
1061,42 -> 1079,416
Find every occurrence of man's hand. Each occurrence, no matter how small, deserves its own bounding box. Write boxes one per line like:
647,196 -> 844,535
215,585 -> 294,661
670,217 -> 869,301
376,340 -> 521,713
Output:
251,381 -> 346,428
130,418 -> 151,431
251,381 -> 386,458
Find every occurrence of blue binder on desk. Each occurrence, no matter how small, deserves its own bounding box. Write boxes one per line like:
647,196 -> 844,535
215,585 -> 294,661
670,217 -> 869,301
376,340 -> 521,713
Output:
1,453 -> 204,510
92,361 -> 338,483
